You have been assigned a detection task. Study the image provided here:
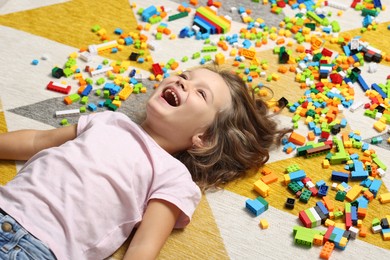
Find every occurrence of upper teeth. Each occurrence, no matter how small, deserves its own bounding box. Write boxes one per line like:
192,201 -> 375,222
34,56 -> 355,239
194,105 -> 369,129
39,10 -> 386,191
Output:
166,89 -> 179,106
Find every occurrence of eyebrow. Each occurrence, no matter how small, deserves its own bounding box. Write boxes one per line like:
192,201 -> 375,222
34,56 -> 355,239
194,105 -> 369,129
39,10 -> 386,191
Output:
188,70 -> 215,103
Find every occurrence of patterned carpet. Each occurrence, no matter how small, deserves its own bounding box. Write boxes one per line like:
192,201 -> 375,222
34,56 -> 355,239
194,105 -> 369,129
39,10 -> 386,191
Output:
1,0 -> 390,259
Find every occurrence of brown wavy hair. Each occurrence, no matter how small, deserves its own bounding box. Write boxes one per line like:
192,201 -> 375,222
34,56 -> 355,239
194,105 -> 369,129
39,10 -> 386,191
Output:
174,65 -> 292,192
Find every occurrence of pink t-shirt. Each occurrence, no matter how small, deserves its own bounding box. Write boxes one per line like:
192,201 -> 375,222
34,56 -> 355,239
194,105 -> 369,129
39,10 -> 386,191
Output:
0,111 -> 201,259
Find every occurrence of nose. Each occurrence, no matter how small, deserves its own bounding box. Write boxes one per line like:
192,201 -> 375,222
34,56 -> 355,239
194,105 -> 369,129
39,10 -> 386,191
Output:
177,78 -> 191,92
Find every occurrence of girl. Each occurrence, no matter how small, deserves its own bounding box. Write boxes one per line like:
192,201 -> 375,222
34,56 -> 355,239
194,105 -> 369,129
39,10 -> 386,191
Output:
0,65 -> 290,259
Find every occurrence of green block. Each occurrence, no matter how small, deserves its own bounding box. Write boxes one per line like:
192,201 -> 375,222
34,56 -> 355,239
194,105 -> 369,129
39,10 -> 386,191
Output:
68,93 -> 80,102
372,157 -> 387,170
168,11 -> 188,21
80,96 -> 88,105
335,190 -> 347,201
299,189 -> 312,203
293,226 -> 324,248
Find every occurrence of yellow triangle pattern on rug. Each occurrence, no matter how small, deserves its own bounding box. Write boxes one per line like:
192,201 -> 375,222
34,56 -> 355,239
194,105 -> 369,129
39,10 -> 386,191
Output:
0,0 -> 154,71
0,99 -> 17,185
110,196 -> 229,259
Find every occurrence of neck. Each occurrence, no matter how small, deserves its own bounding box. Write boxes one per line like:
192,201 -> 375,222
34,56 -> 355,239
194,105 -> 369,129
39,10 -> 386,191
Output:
140,121 -> 178,155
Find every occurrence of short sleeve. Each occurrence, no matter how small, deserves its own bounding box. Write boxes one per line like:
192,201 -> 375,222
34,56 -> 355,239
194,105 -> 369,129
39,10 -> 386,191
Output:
149,164 -> 201,229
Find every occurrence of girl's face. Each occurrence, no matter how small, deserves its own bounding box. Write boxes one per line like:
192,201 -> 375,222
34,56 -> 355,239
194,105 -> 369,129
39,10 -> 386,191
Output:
142,68 -> 232,153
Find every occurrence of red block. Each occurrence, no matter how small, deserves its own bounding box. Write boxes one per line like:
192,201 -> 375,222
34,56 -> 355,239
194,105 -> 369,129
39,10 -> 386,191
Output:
299,210 -> 312,228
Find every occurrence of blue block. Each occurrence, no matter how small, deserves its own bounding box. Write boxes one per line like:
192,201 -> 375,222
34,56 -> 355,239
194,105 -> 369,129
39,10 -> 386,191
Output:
289,170 -> 306,182
245,198 -> 267,216
142,6 -> 157,22
308,121 -> 316,130
316,180 -> 326,187
124,37 -> 133,45
371,83 -> 388,98
193,17 -> 213,34
179,27 -> 190,38
331,171 -> 349,182
369,179 -> 382,197
351,206 -> 358,225
351,160 -> 369,180
340,118 -> 347,128
81,84 -> 93,96
88,103 -> 97,111
343,45 -> 351,56
357,74 -> 369,91
317,185 -> 329,197
356,196 -> 368,209
314,127 -> 322,136
361,142 -> 369,151
114,28 -> 123,35
316,201 -> 329,216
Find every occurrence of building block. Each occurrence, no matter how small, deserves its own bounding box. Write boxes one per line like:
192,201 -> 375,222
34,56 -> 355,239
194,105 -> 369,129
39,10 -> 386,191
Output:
379,193 -> 390,204
346,185 -> 363,202
259,219 -> 269,229
245,196 -> 268,216
320,241 -> 334,260
369,179 -> 382,197
331,171 -> 349,182
293,226 -> 324,248
285,198 -> 296,209
288,131 -> 306,145
253,179 -> 270,197
47,81 -> 71,94
261,172 -> 278,184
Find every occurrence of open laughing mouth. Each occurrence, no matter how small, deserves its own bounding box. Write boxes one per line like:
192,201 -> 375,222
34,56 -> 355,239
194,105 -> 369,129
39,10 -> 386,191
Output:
162,88 -> 180,107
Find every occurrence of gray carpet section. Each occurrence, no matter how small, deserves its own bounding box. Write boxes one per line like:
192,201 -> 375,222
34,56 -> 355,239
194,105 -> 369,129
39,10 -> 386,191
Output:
8,80 -> 154,128
363,133 -> 390,150
170,0 -> 285,28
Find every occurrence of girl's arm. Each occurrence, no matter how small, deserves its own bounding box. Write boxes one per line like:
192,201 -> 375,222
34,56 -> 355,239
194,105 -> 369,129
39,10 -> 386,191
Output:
0,125 -> 77,161
123,199 -> 181,260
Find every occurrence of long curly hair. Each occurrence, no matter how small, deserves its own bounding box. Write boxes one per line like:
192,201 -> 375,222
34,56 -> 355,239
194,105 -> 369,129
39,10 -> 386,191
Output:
175,65 -> 292,192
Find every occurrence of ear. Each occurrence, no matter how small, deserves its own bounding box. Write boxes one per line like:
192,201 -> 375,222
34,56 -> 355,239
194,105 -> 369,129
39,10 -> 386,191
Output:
191,134 -> 204,148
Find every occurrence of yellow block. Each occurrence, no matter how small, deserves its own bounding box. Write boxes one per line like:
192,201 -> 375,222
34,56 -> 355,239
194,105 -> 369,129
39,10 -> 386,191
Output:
346,185 -> 363,202
253,179 -> 270,197
379,193 -> 390,204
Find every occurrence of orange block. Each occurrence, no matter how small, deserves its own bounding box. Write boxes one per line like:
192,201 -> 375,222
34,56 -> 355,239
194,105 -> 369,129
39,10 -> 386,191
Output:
307,131 -> 315,141
160,12 -> 167,19
213,1 -> 222,8
357,208 -> 367,219
359,226 -> 368,237
64,96 -> 73,105
288,131 -> 306,146
363,190 -> 374,202
276,38 -> 285,45
261,167 -> 272,175
286,147 -> 294,154
261,172 -> 278,184
322,196 -> 334,212
320,241 -> 334,260
170,61 -> 179,70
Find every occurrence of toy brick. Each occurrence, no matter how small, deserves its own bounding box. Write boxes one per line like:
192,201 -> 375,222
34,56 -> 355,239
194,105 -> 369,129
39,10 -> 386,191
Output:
346,185 -> 363,202
322,196 -> 334,212
379,193 -> 390,204
245,199 -> 263,216
261,172 -> 278,184
259,219 -> 269,229
320,241 -> 334,259
195,6 -> 230,33
47,81 -> 71,94
253,179 -> 270,197
369,179 -> 382,197
293,226 -> 324,248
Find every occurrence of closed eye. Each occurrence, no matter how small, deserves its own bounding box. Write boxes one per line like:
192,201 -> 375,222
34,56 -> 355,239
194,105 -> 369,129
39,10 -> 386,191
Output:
198,90 -> 206,100
178,73 -> 188,80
